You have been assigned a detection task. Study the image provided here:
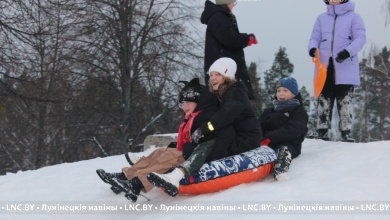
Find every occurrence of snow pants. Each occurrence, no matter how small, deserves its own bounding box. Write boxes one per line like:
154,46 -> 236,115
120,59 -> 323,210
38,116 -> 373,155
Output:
316,59 -> 354,132
122,147 -> 185,193
179,139 -> 215,177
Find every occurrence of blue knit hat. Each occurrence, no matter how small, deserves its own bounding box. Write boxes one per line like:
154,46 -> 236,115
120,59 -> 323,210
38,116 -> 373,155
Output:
275,77 -> 299,95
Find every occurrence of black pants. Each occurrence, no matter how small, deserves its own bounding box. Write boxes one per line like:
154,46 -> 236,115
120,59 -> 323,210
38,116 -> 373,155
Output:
206,126 -> 236,162
316,58 -> 354,132
206,126 -> 256,161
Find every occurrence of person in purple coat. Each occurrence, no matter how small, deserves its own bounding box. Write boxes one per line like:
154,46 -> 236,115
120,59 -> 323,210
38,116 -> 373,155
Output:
307,0 -> 366,142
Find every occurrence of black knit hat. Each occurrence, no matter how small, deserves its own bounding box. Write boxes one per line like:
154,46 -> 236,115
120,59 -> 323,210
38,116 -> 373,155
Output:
179,78 -> 203,103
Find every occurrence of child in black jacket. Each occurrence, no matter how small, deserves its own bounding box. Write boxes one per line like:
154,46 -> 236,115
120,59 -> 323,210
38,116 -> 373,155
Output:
259,77 -> 308,180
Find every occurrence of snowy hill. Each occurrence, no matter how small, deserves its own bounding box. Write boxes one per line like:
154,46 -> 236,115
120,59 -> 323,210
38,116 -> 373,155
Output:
1,139 -> 390,220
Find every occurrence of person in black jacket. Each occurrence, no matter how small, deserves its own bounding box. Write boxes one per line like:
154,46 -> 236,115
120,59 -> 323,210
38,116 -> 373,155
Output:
259,77 -> 308,181
201,0 -> 258,100
147,58 -> 262,196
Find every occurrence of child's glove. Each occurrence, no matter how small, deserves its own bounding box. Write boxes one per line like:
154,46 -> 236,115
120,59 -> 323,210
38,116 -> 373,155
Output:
191,128 -> 204,144
335,49 -> 350,63
260,138 -> 271,147
309,48 -> 317,58
167,142 -> 177,148
247,33 -> 258,46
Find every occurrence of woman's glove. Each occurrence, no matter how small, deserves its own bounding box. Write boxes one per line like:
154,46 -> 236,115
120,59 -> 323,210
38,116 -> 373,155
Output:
191,128 -> 204,144
335,49 -> 350,63
309,48 -> 317,58
248,33 -> 258,46
260,138 -> 271,146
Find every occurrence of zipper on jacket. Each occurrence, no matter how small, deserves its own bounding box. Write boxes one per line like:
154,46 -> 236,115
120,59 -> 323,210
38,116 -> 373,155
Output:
330,6 -> 337,59
330,5 -> 337,84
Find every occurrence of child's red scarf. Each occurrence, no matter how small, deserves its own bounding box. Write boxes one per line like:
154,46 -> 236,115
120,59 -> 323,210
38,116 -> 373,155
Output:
177,110 -> 202,151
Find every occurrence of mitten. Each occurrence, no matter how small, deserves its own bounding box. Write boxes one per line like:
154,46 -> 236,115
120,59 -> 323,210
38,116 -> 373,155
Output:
191,128 -> 204,144
309,48 -> 317,58
335,49 -> 350,63
260,138 -> 271,147
248,33 -> 258,46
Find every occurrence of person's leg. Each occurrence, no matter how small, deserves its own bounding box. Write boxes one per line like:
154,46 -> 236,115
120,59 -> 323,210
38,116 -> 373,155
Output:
314,58 -> 336,140
207,126 -> 236,161
335,85 -> 355,142
179,139 -> 215,177
122,147 -> 167,179
273,144 -> 292,181
115,148 -> 184,202
146,140 -> 215,196
133,148 -> 184,193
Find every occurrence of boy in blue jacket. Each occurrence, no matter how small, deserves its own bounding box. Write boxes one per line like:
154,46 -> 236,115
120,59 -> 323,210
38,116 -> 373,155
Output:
259,77 -> 308,180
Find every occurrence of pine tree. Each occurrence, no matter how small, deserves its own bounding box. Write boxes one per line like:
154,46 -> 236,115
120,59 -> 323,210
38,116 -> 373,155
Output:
299,86 -> 310,112
300,86 -> 316,135
263,47 -> 294,107
247,62 -> 263,116
353,47 -> 390,142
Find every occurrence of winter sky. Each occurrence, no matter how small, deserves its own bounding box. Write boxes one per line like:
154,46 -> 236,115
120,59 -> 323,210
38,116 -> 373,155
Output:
197,0 -> 390,96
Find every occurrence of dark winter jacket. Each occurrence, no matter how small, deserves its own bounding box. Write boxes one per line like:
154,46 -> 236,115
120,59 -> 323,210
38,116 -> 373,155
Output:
200,0 -> 254,100
199,81 -> 261,155
182,86 -> 219,159
259,94 -> 308,158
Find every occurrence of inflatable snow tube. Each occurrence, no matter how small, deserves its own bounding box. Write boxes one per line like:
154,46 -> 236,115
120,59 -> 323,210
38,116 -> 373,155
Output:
178,146 -> 277,195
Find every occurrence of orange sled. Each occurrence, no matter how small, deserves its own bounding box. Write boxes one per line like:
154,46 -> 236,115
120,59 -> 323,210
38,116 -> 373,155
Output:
178,162 -> 274,195
176,146 -> 277,195
312,48 -> 327,99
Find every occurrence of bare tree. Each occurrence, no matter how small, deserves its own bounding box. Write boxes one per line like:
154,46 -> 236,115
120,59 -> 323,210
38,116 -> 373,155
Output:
72,0 -> 202,153
0,0 -> 203,174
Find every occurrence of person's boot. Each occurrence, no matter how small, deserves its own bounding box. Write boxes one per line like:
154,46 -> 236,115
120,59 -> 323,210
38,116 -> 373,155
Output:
341,130 -> 355,143
308,129 -> 329,141
110,177 -> 143,200
96,169 -> 127,194
124,152 -> 140,166
146,168 -> 184,197
273,146 -> 292,181
113,177 -> 144,202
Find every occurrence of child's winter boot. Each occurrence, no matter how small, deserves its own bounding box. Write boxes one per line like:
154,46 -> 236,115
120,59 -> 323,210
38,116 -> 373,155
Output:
273,146 -> 292,181
117,177 -> 143,202
146,168 -> 184,197
96,169 -> 127,194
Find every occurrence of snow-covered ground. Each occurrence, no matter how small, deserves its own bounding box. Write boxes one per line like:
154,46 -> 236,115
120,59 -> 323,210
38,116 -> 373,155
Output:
1,139 -> 390,220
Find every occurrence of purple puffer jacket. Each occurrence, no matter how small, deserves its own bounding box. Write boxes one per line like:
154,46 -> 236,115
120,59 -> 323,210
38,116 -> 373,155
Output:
308,1 -> 366,86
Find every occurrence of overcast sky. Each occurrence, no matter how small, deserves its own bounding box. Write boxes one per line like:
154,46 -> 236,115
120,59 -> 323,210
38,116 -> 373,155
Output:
197,0 -> 390,96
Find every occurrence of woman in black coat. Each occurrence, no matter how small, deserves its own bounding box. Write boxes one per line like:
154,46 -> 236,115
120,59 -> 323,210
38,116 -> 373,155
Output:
146,58 -> 262,197
200,0 -> 257,100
